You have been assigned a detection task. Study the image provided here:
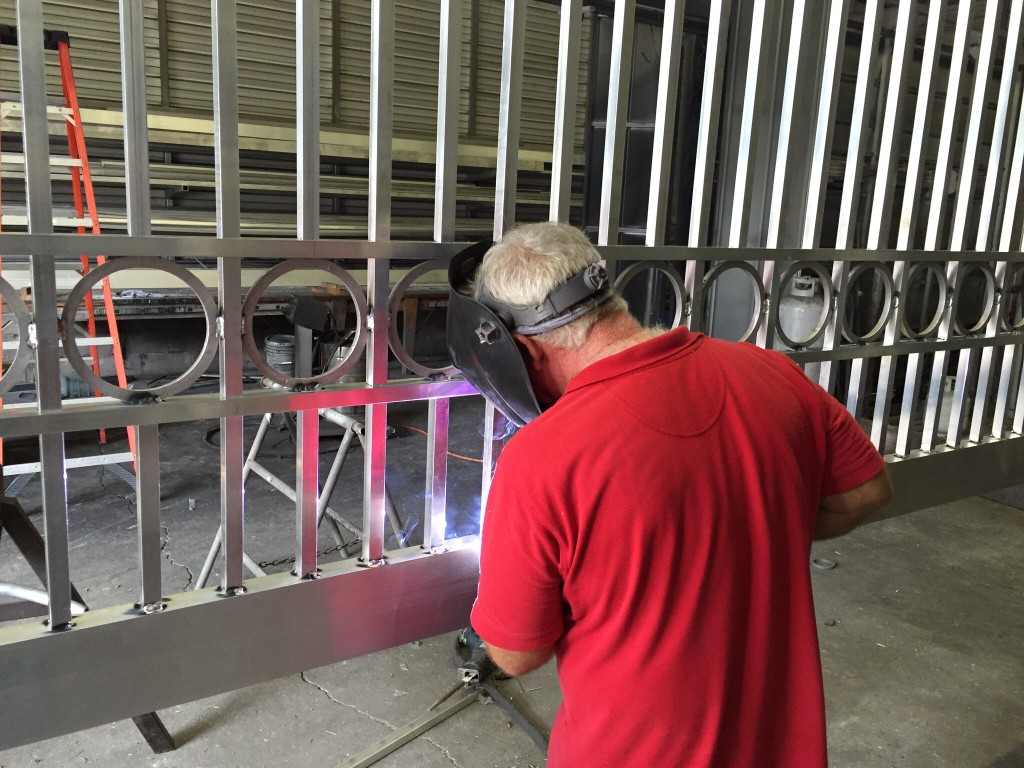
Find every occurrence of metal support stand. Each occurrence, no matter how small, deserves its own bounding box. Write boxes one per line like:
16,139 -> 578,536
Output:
2,458 -> 136,498
0,496 -> 173,754
130,712 -> 176,754
337,675 -> 550,767
194,409 -> 406,590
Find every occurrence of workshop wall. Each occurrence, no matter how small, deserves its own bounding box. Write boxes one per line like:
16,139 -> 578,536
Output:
0,0 -> 591,151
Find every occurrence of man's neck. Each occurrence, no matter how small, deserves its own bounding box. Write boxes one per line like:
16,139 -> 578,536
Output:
559,314 -> 663,385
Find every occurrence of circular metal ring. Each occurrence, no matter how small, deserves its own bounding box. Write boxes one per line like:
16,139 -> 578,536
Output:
901,262 -> 948,339
1000,265 -> 1024,332
840,263 -> 895,344
952,263 -> 997,336
0,277 -> 33,395
613,260 -> 688,329
773,261 -> 835,350
387,259 -> 456,378
241,259 -> 369,389
701,261 -> 766,343
61,257 -> 219,400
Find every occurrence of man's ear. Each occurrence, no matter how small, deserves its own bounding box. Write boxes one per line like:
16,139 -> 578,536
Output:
514,333 -> 547,371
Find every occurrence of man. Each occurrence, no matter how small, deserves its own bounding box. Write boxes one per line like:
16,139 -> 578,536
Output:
446,222 -> 892,767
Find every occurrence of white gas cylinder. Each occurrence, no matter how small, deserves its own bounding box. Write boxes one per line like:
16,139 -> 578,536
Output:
776,276 -> 825,382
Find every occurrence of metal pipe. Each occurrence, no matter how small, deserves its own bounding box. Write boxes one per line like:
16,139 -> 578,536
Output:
212,0 -> 245,593
550,0 -> 583,223
925,0 -> 1000,451
434,0 -> 463,242
424,398 -> 450,550
18,0 -> 73,630
726,0 -> 768,249
119,0 -> 151,235
296,408 -> 319,578
369,0 -> 394,243
494,0 -> 526,241
297,0 -> 320,240
969,1 -> 1023,442
645,0 -> 685,246
598,0 -> 636,246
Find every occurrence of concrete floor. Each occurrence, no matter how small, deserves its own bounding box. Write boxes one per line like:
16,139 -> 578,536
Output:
1,399 -> 1022,767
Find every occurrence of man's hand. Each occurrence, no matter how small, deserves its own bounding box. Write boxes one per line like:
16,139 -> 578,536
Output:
814,467 -> 893,540
485,643 -> 556,678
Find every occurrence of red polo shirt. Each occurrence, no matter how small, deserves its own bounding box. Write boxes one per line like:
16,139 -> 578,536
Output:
472,327 -> 884,767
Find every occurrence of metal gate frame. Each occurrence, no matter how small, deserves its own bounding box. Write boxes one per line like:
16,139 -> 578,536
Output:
2,0 -> 1024,750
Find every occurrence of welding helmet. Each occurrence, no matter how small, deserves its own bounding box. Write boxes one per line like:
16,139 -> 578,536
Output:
446,240 -> 613,427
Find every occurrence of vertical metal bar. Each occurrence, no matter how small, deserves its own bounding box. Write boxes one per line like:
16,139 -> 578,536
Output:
1014,351 -> 1024,435
18,0 -> 72,629
923,0 -> 973,251
896,352 -> 926,456
645,0 -> 685,246
550,0 -> 583,223
212,0 -> 245,593
758,0 -> 808,350
684,0 -> 724,327
726,0 -> 768,249
895,0 -> 944,252
494,0 -> 526,241
434,0 -> 463,242
482,0 -> 520,499
765,0 -> 806,250
684,2 -> 730,324
948,2 -> 1001,252
120,0 -> 151,234
970,3 -> 1024,442
157,0 -> 171,107
884,0 -> 945,455
480,403 -> 506,511
295,408 -> 319,577
362,257 -> 390,564
818,0 -> 882,393
370,0 -> 394,242
597,0 -> 635,246
468,0 -> 481,137
331,0 -> 342,123
801,0 -> 850,249
994,76 -> 1023,243
923,0 -> 1001,451
866,0 -> 914,250
298,0 -> 320,240
687,257 -> 707,332
992,68 -> 1024,439
423,398 -> 449,550
912,0 -> 972,449
18,4 -> 52,237
134,425 -> 162,610
688,0 -> 731,249
364,0 -> 394,562
835,0 -> 882,249
864,0 -> 917,449
975,10 -> 1022,252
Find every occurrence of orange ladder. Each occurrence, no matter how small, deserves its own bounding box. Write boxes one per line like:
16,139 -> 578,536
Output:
0,27 -> 136,473
0,25 -> 135,468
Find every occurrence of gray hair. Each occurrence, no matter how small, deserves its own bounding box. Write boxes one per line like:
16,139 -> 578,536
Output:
472,222 -> 629,349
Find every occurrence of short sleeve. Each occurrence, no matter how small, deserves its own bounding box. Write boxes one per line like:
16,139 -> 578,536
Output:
817,385 -> 886,497
470,441 -> 566,652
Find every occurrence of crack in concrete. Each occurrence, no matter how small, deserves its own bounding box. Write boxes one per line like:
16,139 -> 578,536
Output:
300,673 -> 470,768
299,672 -> 394,729
97,466 -> 135,519
160,525 -> 194,589
425,735 -> 467,768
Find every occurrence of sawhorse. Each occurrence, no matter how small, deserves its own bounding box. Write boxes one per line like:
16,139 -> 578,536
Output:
195,408 -> 407,589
